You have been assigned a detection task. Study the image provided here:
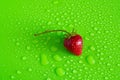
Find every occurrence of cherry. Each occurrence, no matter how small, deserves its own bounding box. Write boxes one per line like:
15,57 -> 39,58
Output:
34,29 -> 83,56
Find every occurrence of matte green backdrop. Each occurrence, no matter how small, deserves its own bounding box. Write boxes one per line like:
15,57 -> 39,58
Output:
0,0 -> 120,80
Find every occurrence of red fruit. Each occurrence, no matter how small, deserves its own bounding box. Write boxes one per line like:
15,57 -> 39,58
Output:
64,34 -> 83,56
34,29 -> 83,56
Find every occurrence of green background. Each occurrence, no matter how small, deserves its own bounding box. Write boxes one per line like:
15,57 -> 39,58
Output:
0,0 -> 120,80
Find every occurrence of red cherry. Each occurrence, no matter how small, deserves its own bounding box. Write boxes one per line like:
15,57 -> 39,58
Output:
64,34 -> 83,56
34,29 -> 83,56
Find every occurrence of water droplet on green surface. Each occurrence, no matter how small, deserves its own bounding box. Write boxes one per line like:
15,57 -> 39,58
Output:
73,70 -> 77,73
90,33 -> 94,36
56,68 -> 65,76
67,60 -> 70,64
58,22 -> 61,25
10,75 -> 15,79
27,46 -> 30,50
50,46 -> 58,52
90,46 -> 95,51
47,78 -> 51,80
41,54 -> 49,65
117,64 -> 120,66
16,42 -> 20,46
53,1 -> 59,4
21,56 -> 27,60
110,68 -> 113,71
85,37 -> 89,40
79,60 -> 83,63
16,70 -> 21,74
94,27 -> 98,31
100,58 -> 103,60
28,68 -> 32,72
47,21 -> 51,25
86,55 -> 95,65
53,55 -> 62,61
105,77 -> 108,80
56,18 -> 59,21
107,63 -> 110,66
69,24 -> 74,28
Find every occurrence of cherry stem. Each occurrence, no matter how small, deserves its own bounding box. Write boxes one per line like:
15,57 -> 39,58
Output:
34,30 -> 71,36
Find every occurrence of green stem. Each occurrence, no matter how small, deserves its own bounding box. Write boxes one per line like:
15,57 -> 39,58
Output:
34,30 -> 71,36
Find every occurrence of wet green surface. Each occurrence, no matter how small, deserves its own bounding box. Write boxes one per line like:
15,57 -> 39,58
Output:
0,0 -> 120,80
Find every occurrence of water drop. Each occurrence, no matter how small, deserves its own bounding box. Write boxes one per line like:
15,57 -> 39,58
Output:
56,68 -> 65,76
56,18 -> 59,21
58,22 -> 61,25
16,70 -> 21,74
21,56 -> 27,60
73,70 -> 77,73
90,33 -> 94,36
85,37 -> 89,40
50,46 -> 58,52
27,46 -> 30,50
67,60 -> 70,64
53,1 -> 59,4
10,75 -> 15,79
16,42 -> 20,46
28,68 -> 32,72
47,21 -> 51,25
107,63 -> 110,66
41,54 -> 49,65
53,55 -> 62,61
105,77 -> 108,80
47,78 -> 51,80
94,27 -> 98,31
69,24 -> 74,28
117,64 -> 120,66
86,55 -> 95,65
90,46 -> 95,51
79,60 -> 83,63
100,58 -> 103,60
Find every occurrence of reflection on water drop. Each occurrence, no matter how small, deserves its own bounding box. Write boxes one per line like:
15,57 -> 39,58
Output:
21,56 -> 27,60
79,60 -> 83,63
100,58 -> 103,60
53,1 -> 59,4
16,70 -> 21,74
47,78 -> 51,80
117,64 -> 120,66
85,37 -> 89,40
90,46 -> 95,51
69,24 -> 74,28
56,67 -> 65,76
86,55 -> 95,65
105,77 -> 108,80
28,68 -> 32,72
27,46 -> 30,50
90,33 -> 94,36
16,42 -> 20,46
41,54 -> 49,65
53,55 -> 62,61
10,75 -> 15,79
94,27 -> 98,31
47,21 -> 51,25
73,70 -> 77,73
107,63 -> 110,66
